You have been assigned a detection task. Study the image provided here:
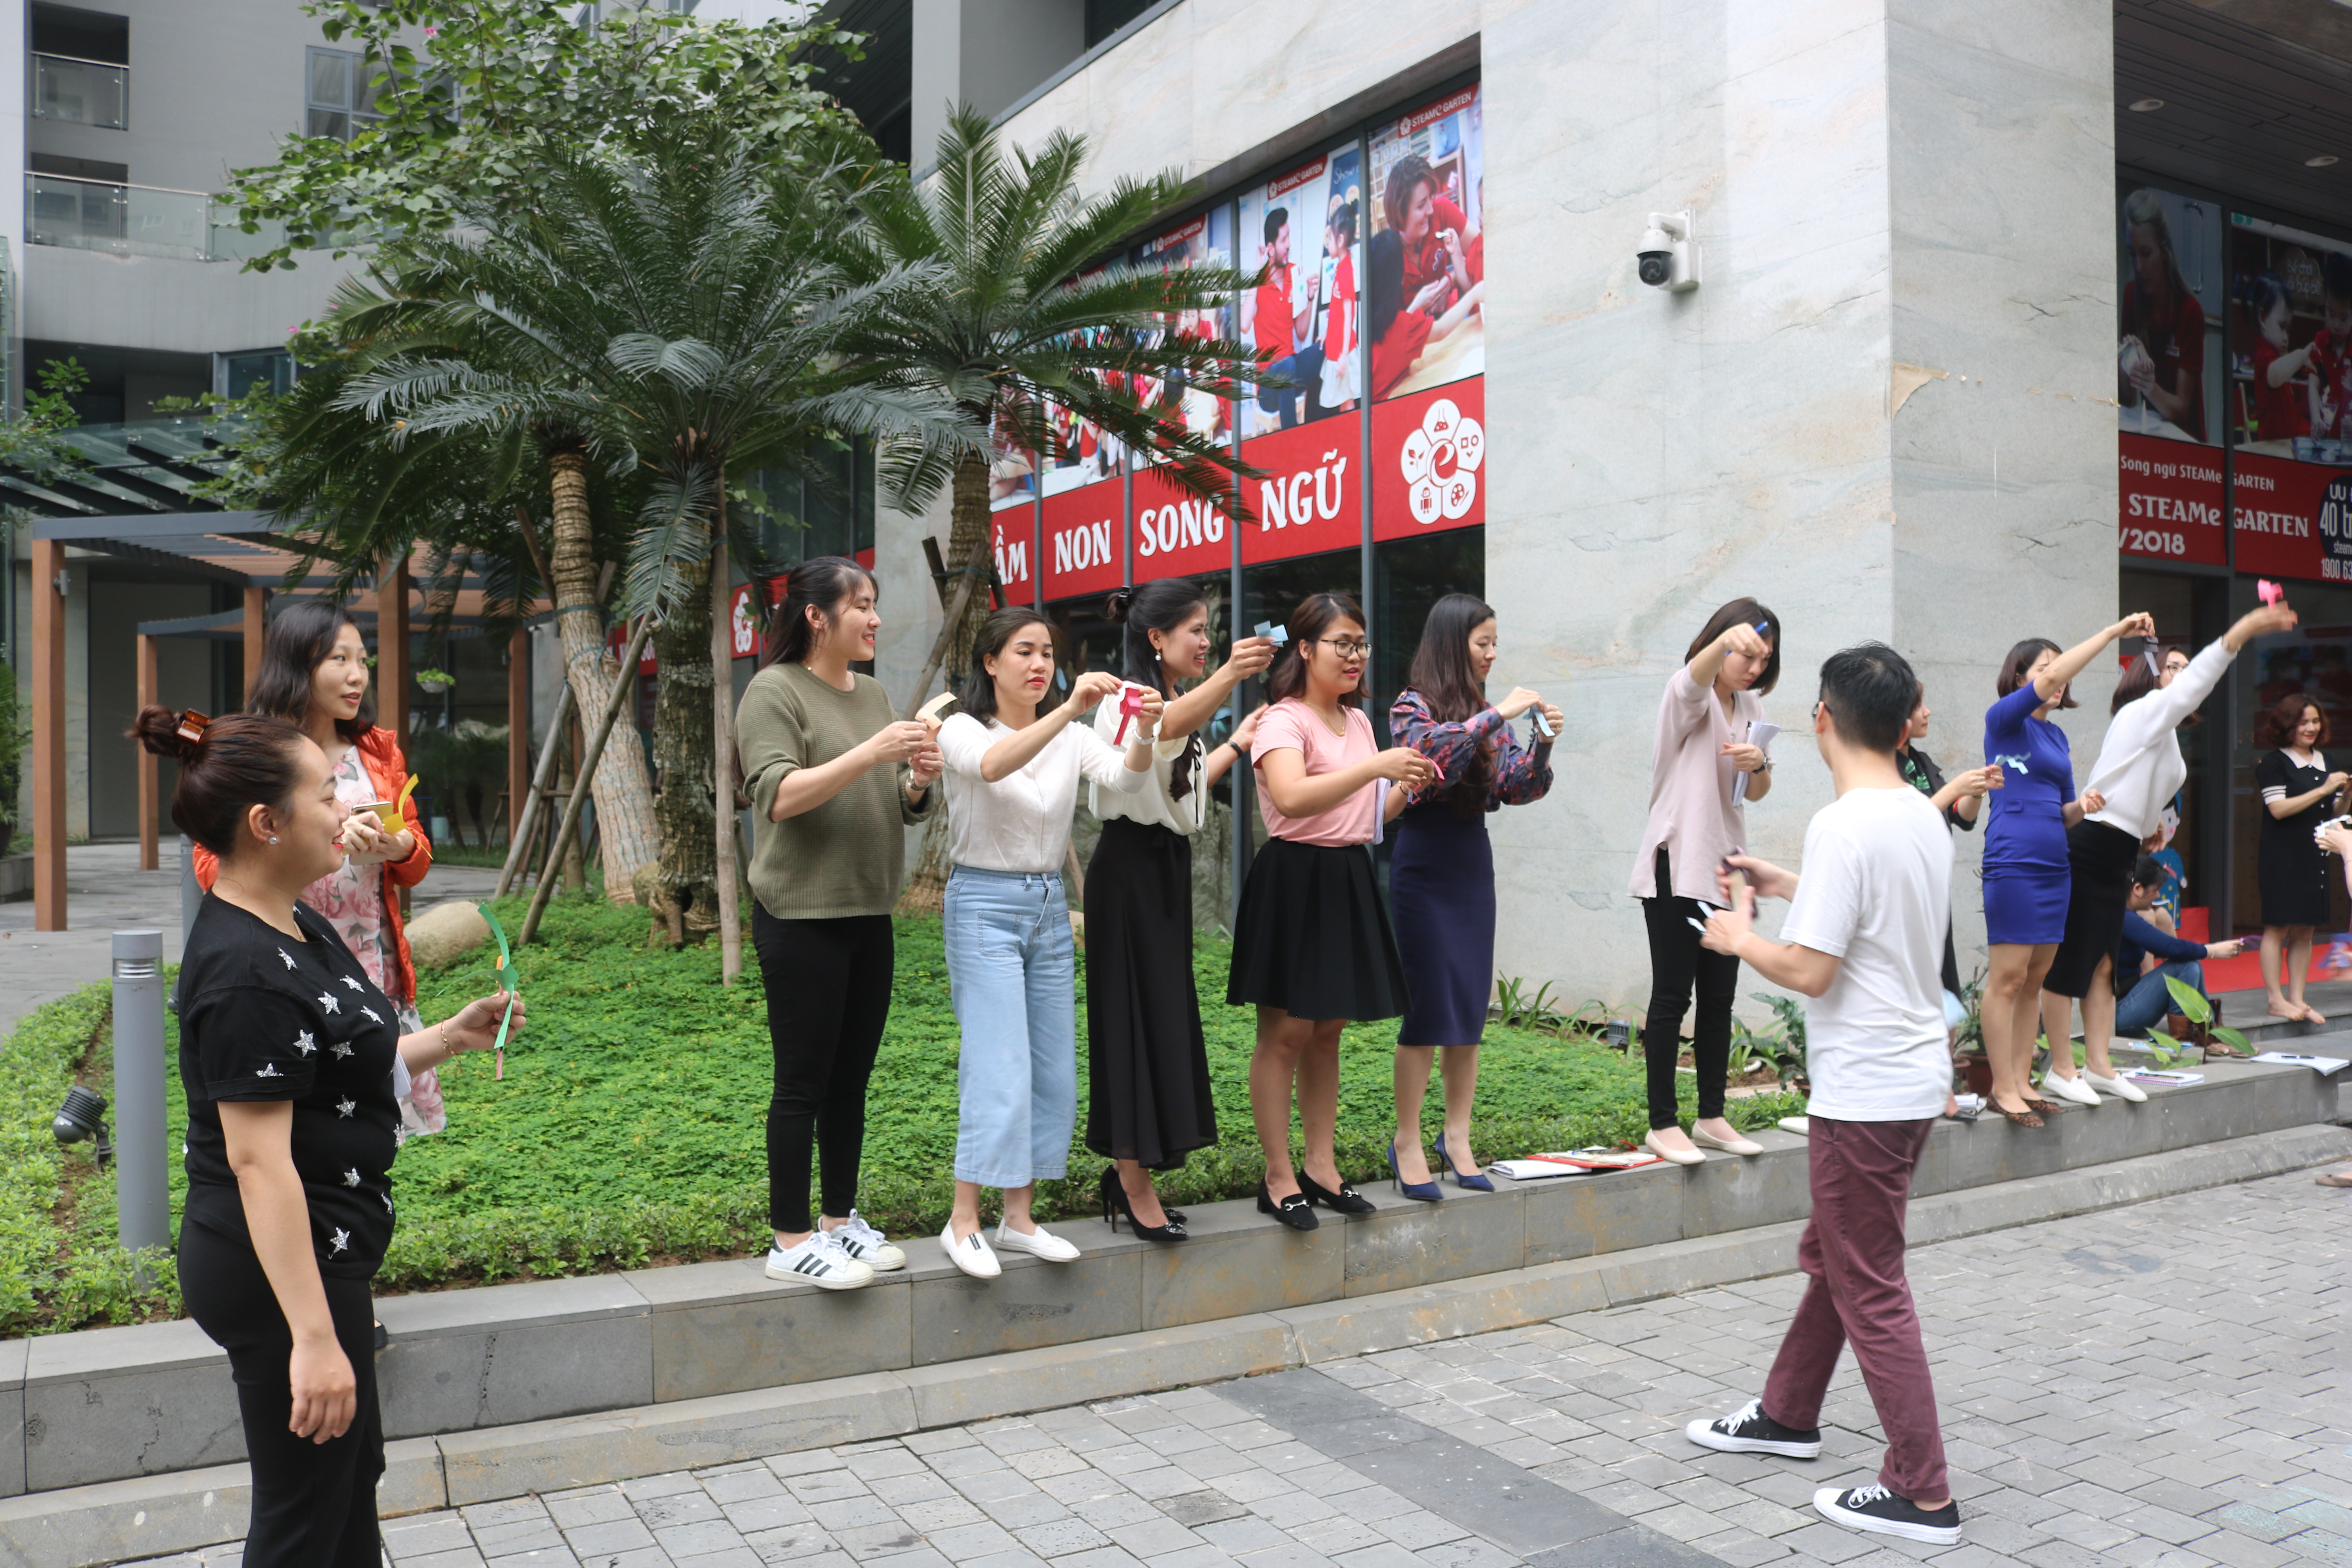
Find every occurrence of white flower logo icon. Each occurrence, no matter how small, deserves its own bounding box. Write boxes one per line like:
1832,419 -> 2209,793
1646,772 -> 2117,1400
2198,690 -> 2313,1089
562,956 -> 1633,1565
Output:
1398,399 -> 1485,525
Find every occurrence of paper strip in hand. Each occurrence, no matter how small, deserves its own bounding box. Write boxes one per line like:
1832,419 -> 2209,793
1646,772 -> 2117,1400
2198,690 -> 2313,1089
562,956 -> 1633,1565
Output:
1114,686 -> 1144,746
476,901 -> 517,1080
2259,579 -> 2284,606
1253,621 -> 1290,646
1532,707 -> 1555,739
918,691 -> 958,723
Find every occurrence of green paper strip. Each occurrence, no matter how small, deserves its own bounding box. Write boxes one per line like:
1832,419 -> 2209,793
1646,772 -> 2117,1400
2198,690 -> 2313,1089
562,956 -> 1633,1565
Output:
477,902 -> 518,1071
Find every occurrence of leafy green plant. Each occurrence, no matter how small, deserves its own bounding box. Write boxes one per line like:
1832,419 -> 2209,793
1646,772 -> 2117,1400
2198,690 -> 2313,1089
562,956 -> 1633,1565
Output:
0,657 -> 25,853
2145,974 -> 2248,1065
1744,992 -> 1809,1083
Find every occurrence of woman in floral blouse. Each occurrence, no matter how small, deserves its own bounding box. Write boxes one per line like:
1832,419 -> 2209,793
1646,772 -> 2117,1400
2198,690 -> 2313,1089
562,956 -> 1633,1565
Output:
197,601 -> 437,1133
1384,594 -> 1560,1198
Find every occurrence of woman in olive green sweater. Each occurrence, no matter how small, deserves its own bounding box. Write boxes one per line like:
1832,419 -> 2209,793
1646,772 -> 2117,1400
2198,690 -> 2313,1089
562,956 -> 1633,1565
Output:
736,557 -> 942,1291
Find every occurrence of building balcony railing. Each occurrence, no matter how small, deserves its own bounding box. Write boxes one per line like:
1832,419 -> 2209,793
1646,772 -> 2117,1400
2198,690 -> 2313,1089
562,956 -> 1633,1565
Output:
31,53 -> 128,129
25,174 -> 287,263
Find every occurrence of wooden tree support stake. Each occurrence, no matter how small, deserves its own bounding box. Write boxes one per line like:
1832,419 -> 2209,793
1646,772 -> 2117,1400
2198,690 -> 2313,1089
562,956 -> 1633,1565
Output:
520,614 -> 654,947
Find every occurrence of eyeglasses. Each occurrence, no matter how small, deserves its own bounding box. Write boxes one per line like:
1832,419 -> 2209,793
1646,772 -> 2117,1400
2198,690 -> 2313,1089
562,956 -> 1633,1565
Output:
1312,638 -> 1372,658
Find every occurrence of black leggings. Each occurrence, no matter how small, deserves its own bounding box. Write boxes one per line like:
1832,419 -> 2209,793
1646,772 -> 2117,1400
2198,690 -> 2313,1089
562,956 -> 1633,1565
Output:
1640,845 -> 1739,1129
178,1220 -> 382,1568
753,904 -> 894,1233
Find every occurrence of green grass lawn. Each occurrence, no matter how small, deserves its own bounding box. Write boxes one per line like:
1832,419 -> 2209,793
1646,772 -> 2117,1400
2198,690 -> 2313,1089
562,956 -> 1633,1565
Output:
5,895 -> 1798,1334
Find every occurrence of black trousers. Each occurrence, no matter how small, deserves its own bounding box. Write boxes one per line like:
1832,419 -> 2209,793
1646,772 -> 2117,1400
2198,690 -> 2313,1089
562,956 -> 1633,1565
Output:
753,904 -> 894,1233
1640,845 -> 1739,1129
178,1221 -> 382,1568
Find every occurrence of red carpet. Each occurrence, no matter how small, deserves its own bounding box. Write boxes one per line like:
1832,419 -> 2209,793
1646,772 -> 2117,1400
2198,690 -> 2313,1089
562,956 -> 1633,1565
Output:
2171,907 -> 2348,993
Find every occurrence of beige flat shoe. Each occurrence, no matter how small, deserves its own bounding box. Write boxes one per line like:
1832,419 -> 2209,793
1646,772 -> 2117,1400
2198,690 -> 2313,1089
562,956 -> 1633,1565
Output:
1644,1130 -> 1706,1166
1691,1125 -> 1764,1156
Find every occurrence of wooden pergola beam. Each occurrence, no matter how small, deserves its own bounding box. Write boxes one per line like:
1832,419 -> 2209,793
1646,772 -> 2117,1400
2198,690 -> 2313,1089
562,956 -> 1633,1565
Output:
241,586 -> 266,702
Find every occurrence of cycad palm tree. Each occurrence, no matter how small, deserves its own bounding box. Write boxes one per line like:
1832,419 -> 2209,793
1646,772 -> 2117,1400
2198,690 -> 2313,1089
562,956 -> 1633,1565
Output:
827,106 -> 1267,909
337,129 -> 967,977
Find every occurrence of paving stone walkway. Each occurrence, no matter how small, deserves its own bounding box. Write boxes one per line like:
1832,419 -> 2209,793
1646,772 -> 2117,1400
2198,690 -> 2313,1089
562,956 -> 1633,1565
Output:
117,1164 -> 2348,1568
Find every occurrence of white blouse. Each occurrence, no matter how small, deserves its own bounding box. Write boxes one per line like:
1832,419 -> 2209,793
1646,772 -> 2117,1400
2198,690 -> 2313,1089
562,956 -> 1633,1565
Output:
938,710 -> 1147,873
2083,638 -> 2234,840
1090,683 -> 1207,836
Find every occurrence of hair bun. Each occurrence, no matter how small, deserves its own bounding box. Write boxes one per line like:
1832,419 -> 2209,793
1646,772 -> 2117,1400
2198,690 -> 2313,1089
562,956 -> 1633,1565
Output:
130,704 -> 200,761
1103,586 -> 1134,623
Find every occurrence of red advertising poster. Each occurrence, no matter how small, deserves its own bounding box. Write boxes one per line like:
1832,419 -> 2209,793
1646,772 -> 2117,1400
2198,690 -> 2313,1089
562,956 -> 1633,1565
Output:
2118,432 -> 2224,566
607,620 -> 657,675
1131,466 -> 1234,581
1041,480 -> 1123,602
991,509 -> 1035,603
1372,380 -> 1486,541
1238,419 -> 1363,566
2233,449 -> 2352,581
729,581 -> 760,659
1367,85 -> 1485,403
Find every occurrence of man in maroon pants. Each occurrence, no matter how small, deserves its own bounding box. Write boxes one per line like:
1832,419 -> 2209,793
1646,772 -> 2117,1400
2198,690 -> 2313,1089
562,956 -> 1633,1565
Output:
1686,643 -> 1962,1547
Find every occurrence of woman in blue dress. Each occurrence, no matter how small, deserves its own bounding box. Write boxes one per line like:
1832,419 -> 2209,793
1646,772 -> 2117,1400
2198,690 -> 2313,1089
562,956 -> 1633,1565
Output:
1385,594 -> 1561,1198
1978,613 -> 2151,1125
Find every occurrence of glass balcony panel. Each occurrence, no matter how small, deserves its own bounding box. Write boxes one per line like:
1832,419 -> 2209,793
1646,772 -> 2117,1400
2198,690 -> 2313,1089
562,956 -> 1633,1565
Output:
32,54 -> 128,130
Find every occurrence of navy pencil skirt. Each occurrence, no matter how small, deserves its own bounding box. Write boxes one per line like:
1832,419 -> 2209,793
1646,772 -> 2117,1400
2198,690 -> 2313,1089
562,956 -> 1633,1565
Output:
1392,803 -> 1495,1046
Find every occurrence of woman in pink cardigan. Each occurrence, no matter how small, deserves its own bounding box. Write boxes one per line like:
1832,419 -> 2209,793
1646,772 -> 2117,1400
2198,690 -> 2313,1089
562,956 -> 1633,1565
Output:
1630,598 -> 1780,1165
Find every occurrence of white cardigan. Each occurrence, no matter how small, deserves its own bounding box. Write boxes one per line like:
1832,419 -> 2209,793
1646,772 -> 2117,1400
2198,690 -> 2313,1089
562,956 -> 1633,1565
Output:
2082,639 -> 2233,840
937,711 -> 1146,874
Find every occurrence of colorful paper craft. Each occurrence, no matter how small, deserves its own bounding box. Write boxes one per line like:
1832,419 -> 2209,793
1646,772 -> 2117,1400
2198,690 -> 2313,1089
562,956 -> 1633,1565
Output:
1113,686 -> 1145,746
2259,579 -> 2283,605
475,901 -> 519,1080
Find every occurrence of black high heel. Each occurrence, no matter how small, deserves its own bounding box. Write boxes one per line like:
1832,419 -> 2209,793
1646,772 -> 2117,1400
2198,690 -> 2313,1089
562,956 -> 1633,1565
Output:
1257,1180 -> 1319,1230
1297,1169 -> 1377,1215
1100,1167 -> 1187,1241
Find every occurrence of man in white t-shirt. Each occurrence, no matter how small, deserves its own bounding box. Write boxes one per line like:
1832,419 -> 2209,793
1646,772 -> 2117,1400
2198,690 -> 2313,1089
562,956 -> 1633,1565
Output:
1683,642 -> 1963,1548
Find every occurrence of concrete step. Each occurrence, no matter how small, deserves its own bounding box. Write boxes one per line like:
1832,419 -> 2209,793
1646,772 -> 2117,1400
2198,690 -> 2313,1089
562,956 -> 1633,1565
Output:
5,1118 -> 2347,1568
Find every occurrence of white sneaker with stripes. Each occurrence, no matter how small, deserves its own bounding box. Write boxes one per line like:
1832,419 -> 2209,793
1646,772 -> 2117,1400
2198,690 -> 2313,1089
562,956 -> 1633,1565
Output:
764,1230 -> 875,1290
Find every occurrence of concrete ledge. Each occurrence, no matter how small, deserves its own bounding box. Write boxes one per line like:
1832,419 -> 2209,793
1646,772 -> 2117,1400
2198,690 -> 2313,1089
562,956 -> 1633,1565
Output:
6,1056 -> 2342,1500
7,1120 -> 2344,1568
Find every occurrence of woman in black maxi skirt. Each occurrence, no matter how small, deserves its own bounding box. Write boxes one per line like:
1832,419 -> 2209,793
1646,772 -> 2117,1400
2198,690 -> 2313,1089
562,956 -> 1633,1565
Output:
1387,595 -> 1559,1197
1083,581 -> 1274,1238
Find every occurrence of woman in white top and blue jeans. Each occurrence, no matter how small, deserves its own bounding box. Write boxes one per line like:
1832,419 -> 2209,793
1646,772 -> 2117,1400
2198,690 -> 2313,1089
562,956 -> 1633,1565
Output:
934,607 -> 1161,1279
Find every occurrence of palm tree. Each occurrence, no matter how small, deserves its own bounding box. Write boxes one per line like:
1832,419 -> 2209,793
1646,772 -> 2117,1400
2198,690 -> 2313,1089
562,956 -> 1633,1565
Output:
240,309 -> 664,903
827,106 -> 1268,910
336,129 -> 967,977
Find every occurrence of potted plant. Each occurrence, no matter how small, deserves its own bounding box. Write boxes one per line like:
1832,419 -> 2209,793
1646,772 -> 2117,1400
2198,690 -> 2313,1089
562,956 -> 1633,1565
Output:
414,666 -> 456,695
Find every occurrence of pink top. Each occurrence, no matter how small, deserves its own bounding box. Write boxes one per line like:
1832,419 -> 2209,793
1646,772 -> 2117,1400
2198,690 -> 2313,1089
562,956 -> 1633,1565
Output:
1252,698 -> 1380,847
1629,665 -> 1766,902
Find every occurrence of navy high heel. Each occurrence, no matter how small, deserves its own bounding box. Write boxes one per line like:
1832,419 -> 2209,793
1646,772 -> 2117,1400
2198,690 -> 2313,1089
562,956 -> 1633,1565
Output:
1387,1140 -> 1442,1203
1432,1134 -> 1494,1192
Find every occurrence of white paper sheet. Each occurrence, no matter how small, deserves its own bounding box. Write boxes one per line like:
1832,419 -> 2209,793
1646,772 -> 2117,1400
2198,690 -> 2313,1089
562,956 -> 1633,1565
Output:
2252,1052 -> 2351,1074
1734,721 -> 1781,802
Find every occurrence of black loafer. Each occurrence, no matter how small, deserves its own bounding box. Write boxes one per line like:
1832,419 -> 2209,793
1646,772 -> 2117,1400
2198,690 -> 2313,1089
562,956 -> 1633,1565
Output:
1298,1170 -> 1376,1215
373,1320 -> 390,1352
1256,1181 -> 1319,1230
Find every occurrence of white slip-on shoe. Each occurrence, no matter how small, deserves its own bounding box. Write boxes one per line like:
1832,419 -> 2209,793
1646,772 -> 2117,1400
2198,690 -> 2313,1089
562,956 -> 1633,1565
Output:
764,1232 -> 874,1290
993,1221 -> 1081,1261
1691,1125 -> 1765,1156
940,1224 -> 1001,1278
1643,1130 -> 1706,1167
828,1210 -> 907,1271
2041,1072 -> 2103,1107
2083,1070 -> 2147,1103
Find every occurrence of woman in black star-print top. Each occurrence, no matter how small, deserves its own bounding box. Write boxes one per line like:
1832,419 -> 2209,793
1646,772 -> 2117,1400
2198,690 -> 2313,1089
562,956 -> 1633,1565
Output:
136,707 -> 524,1568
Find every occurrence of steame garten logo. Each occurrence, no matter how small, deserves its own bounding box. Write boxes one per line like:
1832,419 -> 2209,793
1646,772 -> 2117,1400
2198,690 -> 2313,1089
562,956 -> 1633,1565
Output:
1400,397 -> 1484,525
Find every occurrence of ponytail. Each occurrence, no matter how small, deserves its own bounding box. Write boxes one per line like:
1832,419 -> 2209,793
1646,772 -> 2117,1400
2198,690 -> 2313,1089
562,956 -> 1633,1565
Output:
760,556 -> 877,672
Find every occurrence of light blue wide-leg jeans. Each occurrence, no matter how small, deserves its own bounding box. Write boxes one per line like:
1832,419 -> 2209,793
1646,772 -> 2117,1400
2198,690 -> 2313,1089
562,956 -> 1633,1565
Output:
945,866 -> 1077,1188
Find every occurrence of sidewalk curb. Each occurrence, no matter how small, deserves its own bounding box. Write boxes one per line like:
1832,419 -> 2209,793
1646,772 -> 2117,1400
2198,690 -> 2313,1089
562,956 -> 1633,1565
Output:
5,1121 -> 2344,1568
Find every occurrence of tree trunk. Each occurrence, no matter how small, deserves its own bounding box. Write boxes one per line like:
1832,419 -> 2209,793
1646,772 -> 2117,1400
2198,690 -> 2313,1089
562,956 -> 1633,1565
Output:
652,549 -> 719,940
547,447 -> 661,900
709,510 -> 743,986
896,450 -> 998,916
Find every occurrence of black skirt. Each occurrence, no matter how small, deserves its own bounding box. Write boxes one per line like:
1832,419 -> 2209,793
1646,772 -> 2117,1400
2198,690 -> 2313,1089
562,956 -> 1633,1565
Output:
2044,819 -> 2141,998
1226,835 -> 1411,1022
1083,818 -> 1218,1167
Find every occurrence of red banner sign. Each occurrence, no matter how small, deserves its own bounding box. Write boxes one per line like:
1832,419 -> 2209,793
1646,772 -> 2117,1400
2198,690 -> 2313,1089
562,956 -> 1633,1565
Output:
1237,421 -> 1363,566
2233,450 -> 2352,581
2118,432 -> 2225,566
1041,479 -> 1123,603
1131,467 -> 1234,581
992,510 -> 1034,603
1372,380 -> 1486,542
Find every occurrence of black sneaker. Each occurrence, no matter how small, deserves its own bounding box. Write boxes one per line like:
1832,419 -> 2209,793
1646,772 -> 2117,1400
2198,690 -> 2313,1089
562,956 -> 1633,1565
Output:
1684,1398 -> 1822,1458
1813,1484 -> 1960,1544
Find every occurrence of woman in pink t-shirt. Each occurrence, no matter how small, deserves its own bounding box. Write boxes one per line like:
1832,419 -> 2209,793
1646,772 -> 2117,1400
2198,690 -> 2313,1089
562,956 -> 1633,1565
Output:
1227,593 -> 1437,1231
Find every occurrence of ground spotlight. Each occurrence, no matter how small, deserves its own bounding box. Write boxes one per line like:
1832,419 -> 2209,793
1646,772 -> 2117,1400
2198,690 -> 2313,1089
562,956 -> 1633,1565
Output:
53,1085 -> 113,1166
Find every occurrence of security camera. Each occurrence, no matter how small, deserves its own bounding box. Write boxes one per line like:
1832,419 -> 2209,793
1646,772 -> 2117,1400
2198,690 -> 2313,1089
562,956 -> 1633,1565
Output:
1638,210 -> 1699,291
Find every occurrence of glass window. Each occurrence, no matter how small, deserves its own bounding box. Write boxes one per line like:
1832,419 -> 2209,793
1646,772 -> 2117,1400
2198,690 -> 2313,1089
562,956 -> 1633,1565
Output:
218,349 -> 295,400
2230,575 -> 2352,939
1372,527 -> 1484,743
306,46 -> 386,142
